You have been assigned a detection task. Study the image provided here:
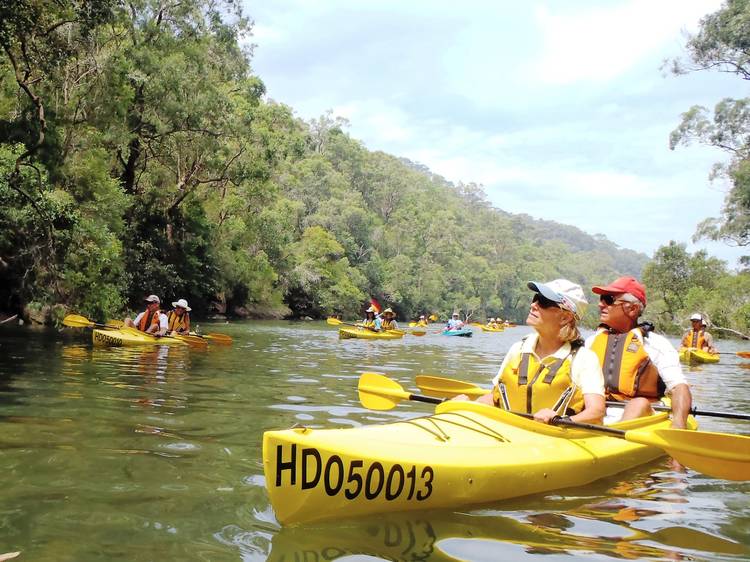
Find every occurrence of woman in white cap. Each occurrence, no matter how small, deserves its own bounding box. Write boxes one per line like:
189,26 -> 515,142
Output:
168,298 -> 192,335
124,294 -> 168,336
361,306 -> 382,331
416,315 -> 428,327
681,313 -> 717,354
463,279 -> 605,425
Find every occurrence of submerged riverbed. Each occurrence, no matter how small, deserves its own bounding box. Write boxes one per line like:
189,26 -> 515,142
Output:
0,320 -> 748,561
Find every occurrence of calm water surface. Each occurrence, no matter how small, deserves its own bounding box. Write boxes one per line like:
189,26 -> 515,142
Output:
0,320 -> 748,561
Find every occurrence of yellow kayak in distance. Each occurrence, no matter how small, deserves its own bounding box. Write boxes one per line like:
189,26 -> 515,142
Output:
679,347 -> 720,364
262,401 -> 696,526
338,327 -> 404,340
92,328 -> 187,347
481,325 -> 504,332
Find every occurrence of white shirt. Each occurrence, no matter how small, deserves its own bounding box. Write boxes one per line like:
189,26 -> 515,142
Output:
492,333 -> 605,396
133,311 -> 168,331
584,328 -> 687,392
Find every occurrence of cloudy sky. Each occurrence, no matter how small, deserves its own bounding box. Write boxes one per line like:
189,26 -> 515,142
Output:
245,0 -> 746,266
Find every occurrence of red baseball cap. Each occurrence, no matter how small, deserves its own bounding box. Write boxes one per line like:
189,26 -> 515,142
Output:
591,276 -> 646,306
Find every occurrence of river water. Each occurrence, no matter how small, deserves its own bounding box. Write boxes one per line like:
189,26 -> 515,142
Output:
0,320 -> 748,561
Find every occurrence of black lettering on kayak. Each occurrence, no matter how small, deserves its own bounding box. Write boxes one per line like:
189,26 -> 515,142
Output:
275,444 -> 297,487
385,464 -> 405,501
405,465 -> 417,500
301,448 -> 322,490
365,462 -> 385,499
94,332 -> 123,346
416,466 -> 434,500
323,455 -> 344,496
344,460 -> 363,499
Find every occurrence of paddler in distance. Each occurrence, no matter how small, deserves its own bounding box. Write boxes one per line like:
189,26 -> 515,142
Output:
458,279 -> 606,425
681,313 -> 718,354
416,314 -> 428,327
124,294 -> 168,336
167,298 -> 192,335
380,308 -> 399,331
585,277 -> 693,429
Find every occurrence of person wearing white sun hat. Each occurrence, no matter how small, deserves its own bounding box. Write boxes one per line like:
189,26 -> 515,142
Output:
167,298 -> 192,335
680,312 -> 717,354
460,279 -> 605,426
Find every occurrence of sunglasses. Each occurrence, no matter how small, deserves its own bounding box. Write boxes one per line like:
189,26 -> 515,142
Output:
532,293 -> 560,310
599,294 -> 628,307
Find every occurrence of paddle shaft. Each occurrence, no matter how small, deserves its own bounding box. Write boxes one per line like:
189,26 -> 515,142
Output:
607,400 -> 750,421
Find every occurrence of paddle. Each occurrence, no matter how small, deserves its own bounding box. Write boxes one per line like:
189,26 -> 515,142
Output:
358,373 -> 750,481
64,314 -> 206,347
415,375 -> 750,421
112,317 -> 230,345
326,317 -> 425,336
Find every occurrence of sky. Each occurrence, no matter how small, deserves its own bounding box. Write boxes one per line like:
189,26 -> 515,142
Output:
244,0 -> 747,267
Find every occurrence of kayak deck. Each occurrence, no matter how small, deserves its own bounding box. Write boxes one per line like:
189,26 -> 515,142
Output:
339,327 -> 404,340
442,328 -> 473,337
92,328 -> 186,347
263,401 -> 689,526
679,347 -> 719,364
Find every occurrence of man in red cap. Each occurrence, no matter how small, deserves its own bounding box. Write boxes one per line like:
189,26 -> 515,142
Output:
585,277 -> 692,429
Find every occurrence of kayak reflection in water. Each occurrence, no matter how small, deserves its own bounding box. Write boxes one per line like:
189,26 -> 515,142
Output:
124,294 -> 168,336
456,279 -> 606,425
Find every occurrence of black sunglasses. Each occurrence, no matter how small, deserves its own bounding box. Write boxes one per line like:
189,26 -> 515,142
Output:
532,293 -> 560,309
599,294 -> 628,306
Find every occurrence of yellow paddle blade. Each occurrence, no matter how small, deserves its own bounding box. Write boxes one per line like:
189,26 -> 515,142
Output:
357,372 -> 410,411
62,314 -> 95,328
409,329 -> 426,336
203,332 -> 233,345
408,322 -> 416,327
326,317 -> 343,326
737,351 -> 750,359
175,334 -> 209,347
429,314 -> 438,321
624,428 -> 750,481
415,375 -> 488,399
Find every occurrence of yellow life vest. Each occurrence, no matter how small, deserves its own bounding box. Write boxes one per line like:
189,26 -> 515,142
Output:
137,309 -> 161,332
362,319 -> 377,329
682,329 -> 706,350
416,320 -> 427,327
381,319 -> 396,330
589,328 -> 661,402
167,310 -> 190,333
494,342 -> 584,414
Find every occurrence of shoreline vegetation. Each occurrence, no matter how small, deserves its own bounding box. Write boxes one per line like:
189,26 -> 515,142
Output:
1,1 -> 748,337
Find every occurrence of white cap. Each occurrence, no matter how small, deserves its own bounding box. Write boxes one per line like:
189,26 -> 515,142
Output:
690,313 -> 703,321
172,298 -> 191,311
366,306 -> 377,313
527,279 -> 588,320
145,294 -> 160,304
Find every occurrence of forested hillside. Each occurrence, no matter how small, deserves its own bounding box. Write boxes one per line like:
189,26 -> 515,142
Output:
0,0 -> 648,326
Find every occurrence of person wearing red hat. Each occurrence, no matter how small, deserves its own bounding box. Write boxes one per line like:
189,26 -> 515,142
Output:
585,277 -> 692,429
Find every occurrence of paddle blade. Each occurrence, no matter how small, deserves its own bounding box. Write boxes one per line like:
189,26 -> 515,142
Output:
410,329 -> 426,336
416,375 -> 487,399
357,372 -> 408,411
326,317 -> 343,326
429,314 -> 438,321
625,428 -> 750,481
204,332 -> 233,345
737,351 -> 750,359
62,314 -> 94,328
176,334 -> 209,347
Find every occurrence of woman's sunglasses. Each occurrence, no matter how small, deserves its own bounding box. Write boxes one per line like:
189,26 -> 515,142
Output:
532,293 -> 560,310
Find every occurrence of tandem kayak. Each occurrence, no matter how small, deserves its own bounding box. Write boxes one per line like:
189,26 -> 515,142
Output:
442,328 -> 473,337
262,401 -> 694,525
679,347 -> 720,364
92,328 -> 187,347
338,327 -> 404,340
481,325 -> 504,332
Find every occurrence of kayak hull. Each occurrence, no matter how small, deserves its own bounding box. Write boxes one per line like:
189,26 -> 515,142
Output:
92,328 -> 186,347
263,401 -> 691,526
679,347 -> 719,364
481,326 -> 504,332
338,327 -> 404,340
442,328 -> 473,337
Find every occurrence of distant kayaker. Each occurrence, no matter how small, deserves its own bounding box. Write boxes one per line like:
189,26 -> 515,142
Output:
416,315 -> 428,327
586,277 -> 693,429
167,299 -> 192,335
467,279 -> 605,425
361,306 -> 382,331
446,312 -> 464,331
380,308 -> 399,331
124,294 -> 168,336
681,313 -> 718,354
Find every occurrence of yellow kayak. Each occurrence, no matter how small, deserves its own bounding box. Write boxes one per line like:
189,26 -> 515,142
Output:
679,347 -> 720,364
92,328 -> 187,347
481,325 -> 504,332
338,327 -> 404,340
263,401 -> 695,525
